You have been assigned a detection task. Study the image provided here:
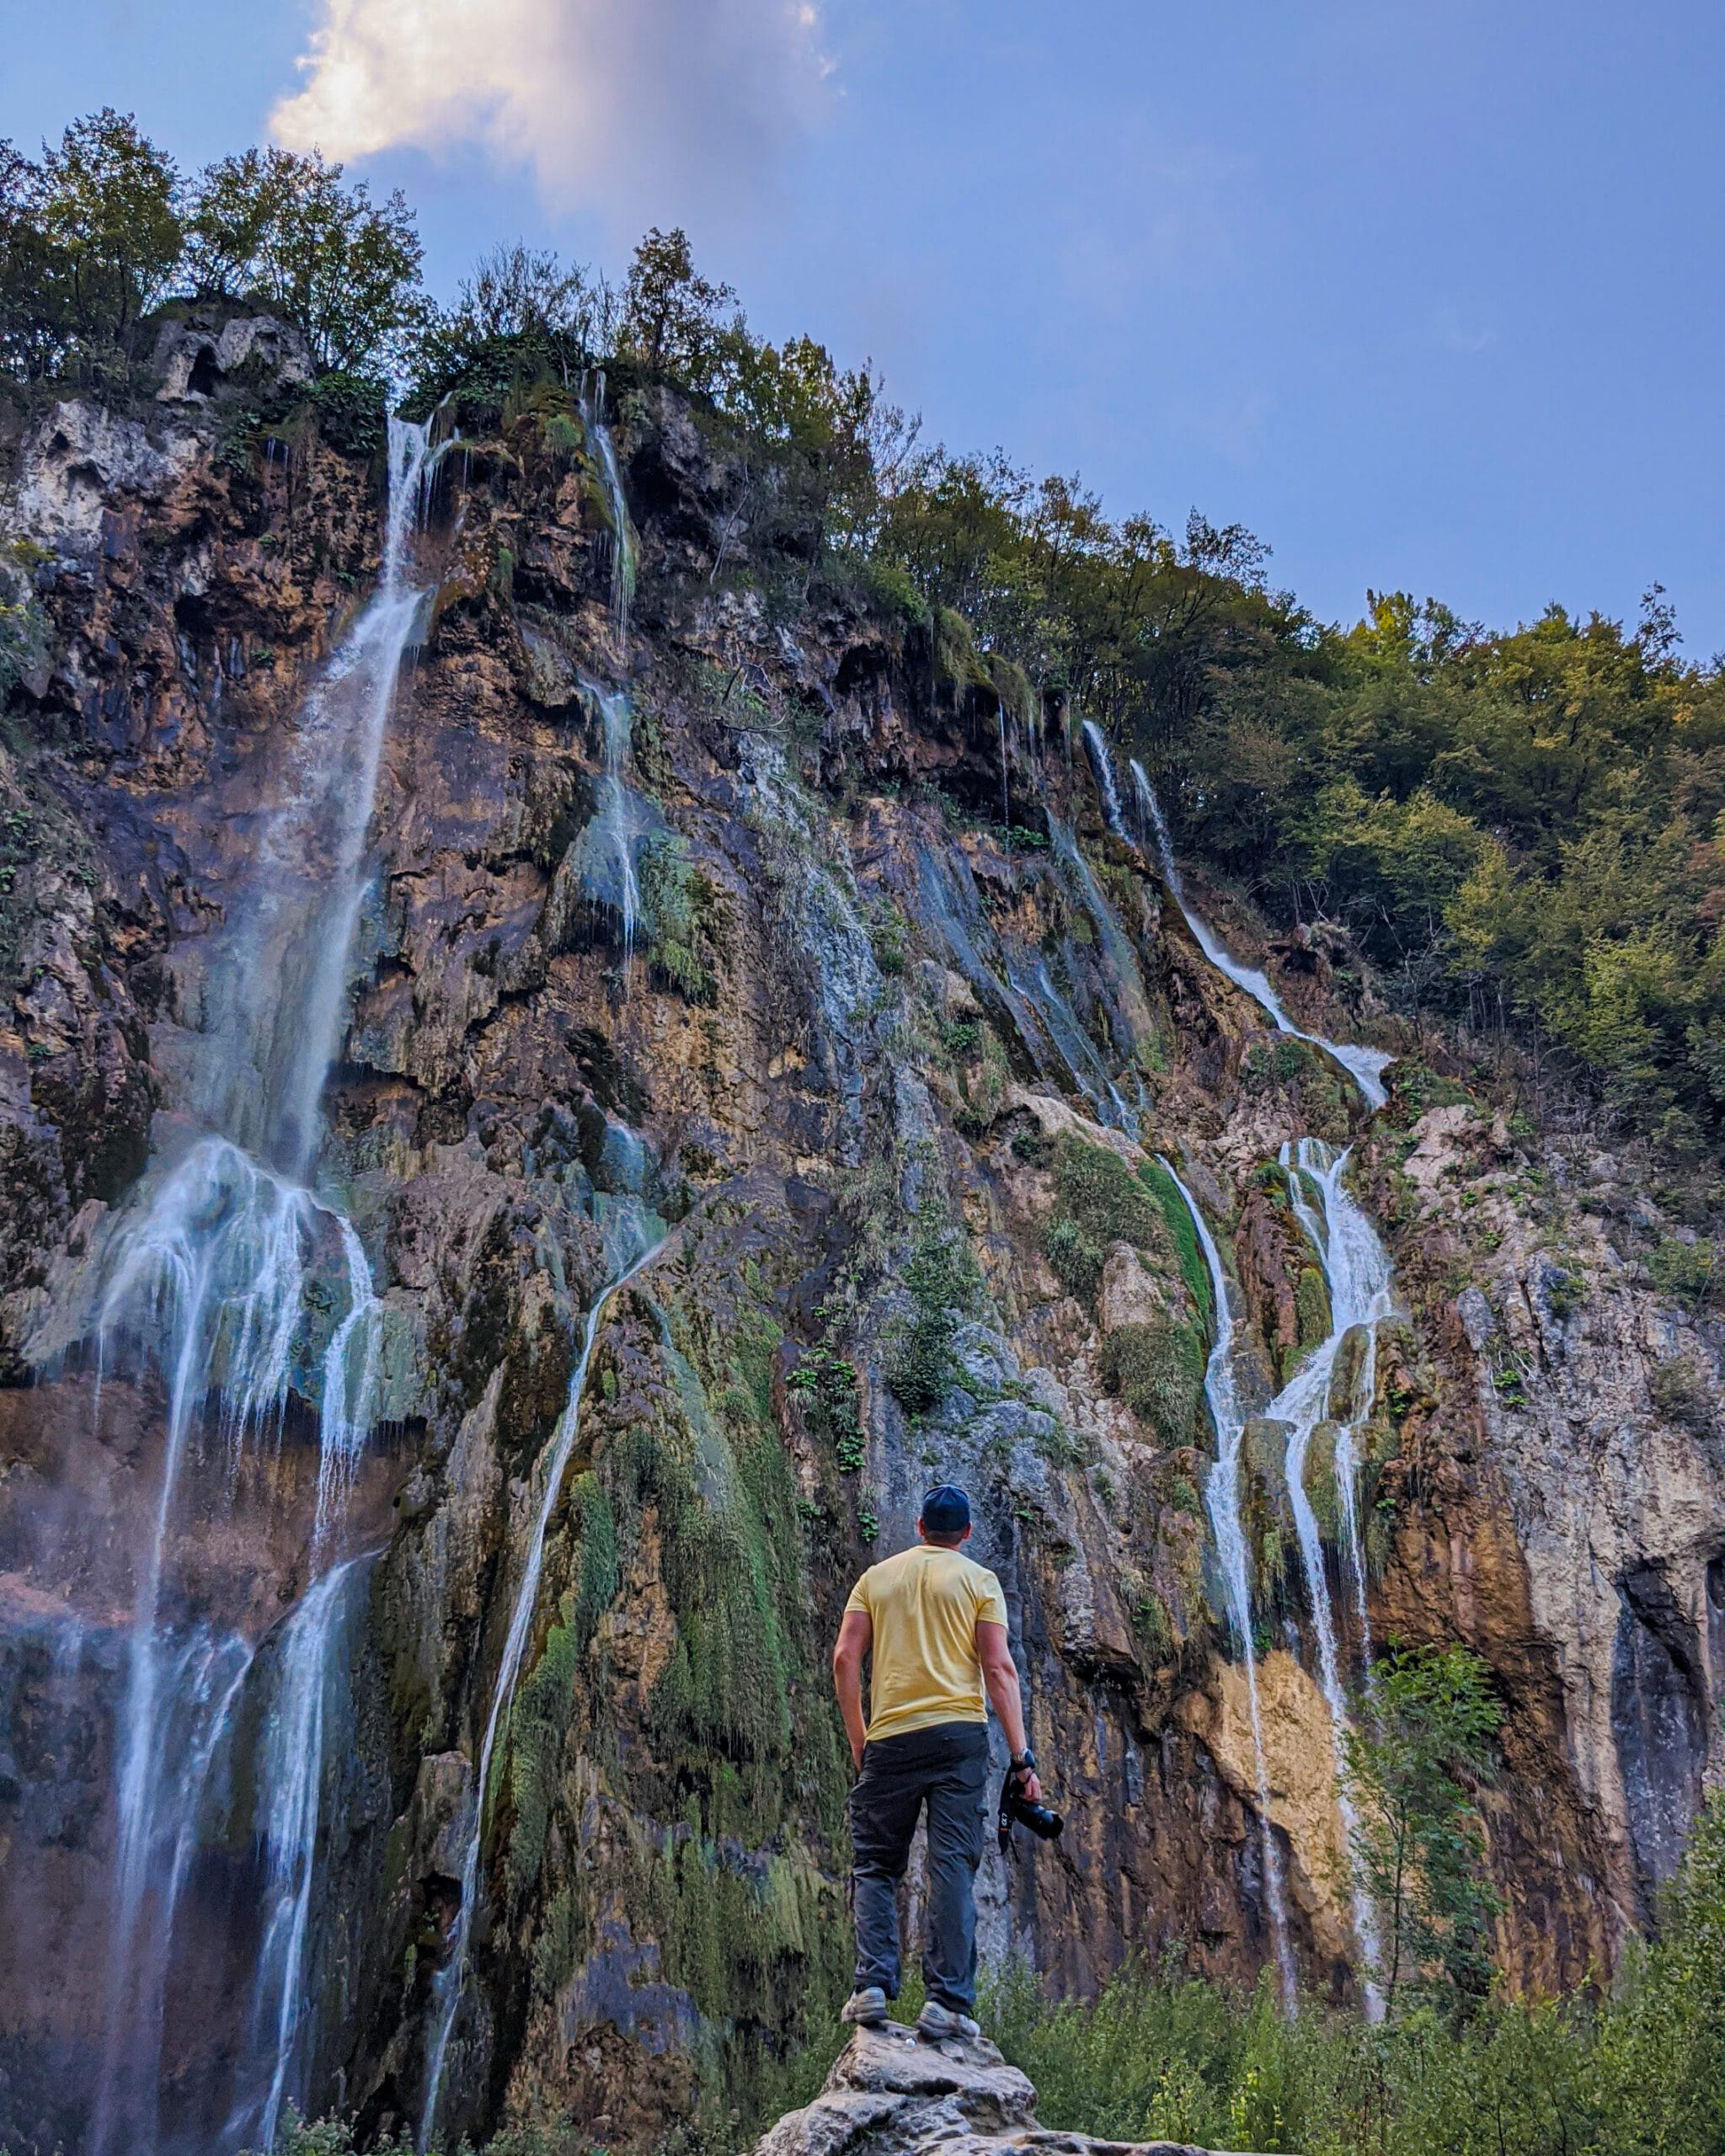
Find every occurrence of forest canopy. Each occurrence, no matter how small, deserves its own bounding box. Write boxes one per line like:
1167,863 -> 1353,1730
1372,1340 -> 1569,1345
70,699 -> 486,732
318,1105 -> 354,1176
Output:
6,111 -> 1725,1155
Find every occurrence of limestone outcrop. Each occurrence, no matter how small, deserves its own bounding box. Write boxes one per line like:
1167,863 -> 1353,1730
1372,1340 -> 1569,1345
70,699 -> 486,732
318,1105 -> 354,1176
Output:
755,2023 -> 1266,2156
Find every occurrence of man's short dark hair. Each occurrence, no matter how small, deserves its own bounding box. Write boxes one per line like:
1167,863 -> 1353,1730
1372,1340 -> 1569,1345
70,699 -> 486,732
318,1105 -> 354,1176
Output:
920,1485 -> 970,1541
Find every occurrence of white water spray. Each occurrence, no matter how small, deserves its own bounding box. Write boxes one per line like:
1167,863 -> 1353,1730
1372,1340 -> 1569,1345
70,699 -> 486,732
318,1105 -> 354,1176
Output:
1081,718 -> 1126,835
419,1205 -> 667,2151
78,417 -> 434,2156
1268,1138 -> 1395,2011
1126,760 -> 1392,1110
233,1556 -> 371,2156
582,371 -> 636,642
1162,1161 -> 1298,2006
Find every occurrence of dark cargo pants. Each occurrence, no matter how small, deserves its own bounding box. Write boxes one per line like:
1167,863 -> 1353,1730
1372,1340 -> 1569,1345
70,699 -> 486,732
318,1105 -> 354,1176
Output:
848,1719 -> 991,2013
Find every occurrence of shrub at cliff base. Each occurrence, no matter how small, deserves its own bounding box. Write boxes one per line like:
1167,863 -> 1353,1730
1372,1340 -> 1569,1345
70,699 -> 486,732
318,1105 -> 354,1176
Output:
985,1793 -> 1725,2156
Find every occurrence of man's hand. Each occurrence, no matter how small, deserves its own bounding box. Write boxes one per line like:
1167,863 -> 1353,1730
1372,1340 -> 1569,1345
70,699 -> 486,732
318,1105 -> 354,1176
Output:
1010,1764 -> 1044,1806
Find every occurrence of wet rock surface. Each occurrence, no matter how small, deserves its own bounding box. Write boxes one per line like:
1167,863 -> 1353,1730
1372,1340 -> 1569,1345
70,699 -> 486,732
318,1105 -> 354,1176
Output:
0,350 -> 1722,2148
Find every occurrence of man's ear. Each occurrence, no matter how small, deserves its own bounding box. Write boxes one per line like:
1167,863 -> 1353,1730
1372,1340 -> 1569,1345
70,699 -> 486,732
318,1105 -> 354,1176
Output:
960,1521 -> 974,1542
916,1519 -> 928,1542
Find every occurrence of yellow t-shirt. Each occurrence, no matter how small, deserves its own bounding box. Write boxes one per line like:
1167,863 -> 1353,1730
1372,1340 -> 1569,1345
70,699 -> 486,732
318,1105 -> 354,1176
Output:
844,1543 -> 1009,1744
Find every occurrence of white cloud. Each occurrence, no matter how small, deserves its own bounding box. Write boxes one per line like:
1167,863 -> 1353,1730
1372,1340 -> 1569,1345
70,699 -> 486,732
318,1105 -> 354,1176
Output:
270,0 -> 830,227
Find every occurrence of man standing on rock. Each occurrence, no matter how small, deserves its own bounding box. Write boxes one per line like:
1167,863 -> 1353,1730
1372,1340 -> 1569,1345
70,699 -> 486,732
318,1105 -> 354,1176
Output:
832,1486 -> 1043,2040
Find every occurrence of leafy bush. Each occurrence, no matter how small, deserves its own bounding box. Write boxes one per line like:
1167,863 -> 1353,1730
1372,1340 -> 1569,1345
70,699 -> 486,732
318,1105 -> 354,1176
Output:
981,1796 -> 1725,2154
1101,1319 -> 1204,1446
788,1346 -> 864,1471
884,1229 -> 980,1414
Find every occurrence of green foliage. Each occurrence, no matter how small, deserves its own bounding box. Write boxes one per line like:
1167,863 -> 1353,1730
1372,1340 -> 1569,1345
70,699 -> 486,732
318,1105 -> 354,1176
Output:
307,369 -> 388,457
977,1795 -> 1725,2156
1041,1135 -> 1174,1308
618,226 -> 740,392
1,110 -> 181,382
411,241 -> 617,408
638,829 -> 717,1001
1647,1234 -> 1720,1307
883,1228 -> 980,1414
1100,1319 -> 1204,1447
185,145 -> 425,372
787,1346 -> 864,1471
0,552 -> 49,701
1343,1639 -> 1503,2016
1140,1159 -> 1215,1326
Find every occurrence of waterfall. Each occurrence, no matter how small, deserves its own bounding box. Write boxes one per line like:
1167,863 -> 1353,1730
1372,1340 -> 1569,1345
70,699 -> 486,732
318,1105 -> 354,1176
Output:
1081,718 -> 1126,835
599,687 -> 642,964
1127,760 -> 1393,1111
1268,1139 -> 1394,2012
582,371 -> 636,641
68,416 -> 435,2156
555,679 -> 651,970
419,1203 -> 668,2152
1161,1161 -> 1297,2006
915,842 -> 1135,1132
229,1556 -> 371,2156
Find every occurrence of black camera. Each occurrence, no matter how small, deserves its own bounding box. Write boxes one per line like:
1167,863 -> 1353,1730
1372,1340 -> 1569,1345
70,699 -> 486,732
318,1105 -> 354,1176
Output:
998,1780 -> 1064,1853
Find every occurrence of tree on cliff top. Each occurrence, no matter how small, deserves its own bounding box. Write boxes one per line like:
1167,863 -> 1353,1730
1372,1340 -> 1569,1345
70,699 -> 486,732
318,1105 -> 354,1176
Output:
184,146 -> 425,373
618,227 -> 741,394
0,111 -> 181,382
1343,1639 -> 1503,2017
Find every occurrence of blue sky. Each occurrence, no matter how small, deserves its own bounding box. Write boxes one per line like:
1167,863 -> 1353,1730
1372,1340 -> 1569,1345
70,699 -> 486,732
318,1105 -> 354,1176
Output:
7,1 -> 1723,651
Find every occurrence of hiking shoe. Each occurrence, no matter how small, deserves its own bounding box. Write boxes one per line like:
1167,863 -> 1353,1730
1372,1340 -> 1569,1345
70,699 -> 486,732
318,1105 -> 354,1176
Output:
841,1986 -> 889,2026
916,2000 -> 981,2041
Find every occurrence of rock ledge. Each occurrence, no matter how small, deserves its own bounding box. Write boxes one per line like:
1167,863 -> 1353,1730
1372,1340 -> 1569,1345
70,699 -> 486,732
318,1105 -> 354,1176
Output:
753,2022 -> 1269,2156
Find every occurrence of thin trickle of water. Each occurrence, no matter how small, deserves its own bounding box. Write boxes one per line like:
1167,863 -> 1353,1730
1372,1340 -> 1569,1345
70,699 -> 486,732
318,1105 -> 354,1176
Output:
1127,760 -> 1392,1111
232,1556 -> 370,2156
1269,1138 -> 1395,2011
1161,1161 -> 1298,2008
582,371 -> 636,641
599,687 -> 641,963
419,1203 -> 667,2151
915,841 -> 1133,1130
1081,718 -> 1126,835
1047,814 -> 1153,1090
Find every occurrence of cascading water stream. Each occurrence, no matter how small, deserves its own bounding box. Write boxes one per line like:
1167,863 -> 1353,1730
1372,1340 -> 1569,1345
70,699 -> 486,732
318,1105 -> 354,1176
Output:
419,1203 -> 668,2152
1266,1138 -> 1395,2013
599,686 -> 642,964
231,1556 -> 372,2156
1124,758 -> 1393,1111
75,416 -> 435,2156
1161,1161 -> 1297,2007
582,371 -> 636,642
1156,1164 -> 1294,2000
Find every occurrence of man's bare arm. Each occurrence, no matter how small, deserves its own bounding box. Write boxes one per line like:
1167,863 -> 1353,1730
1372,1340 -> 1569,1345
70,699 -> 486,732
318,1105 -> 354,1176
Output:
833,1609 -> 873,1770
977,1620 -> 1043,1801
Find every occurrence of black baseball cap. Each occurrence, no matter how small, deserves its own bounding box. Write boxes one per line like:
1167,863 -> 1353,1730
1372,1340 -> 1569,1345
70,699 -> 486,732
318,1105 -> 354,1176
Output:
921,1485 -> 971,1535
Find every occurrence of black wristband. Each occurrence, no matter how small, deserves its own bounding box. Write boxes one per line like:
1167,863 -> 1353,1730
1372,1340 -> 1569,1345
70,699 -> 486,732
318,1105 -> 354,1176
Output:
1010,1748 -> 1036,1772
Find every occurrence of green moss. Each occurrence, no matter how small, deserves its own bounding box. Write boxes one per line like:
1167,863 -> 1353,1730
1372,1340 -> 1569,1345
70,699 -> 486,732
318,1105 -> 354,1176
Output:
1100,1319 -> 1204,1447
1139,1159 -> 1215,1326
987,652 -> 1038,733
934,606 -> 991,692
1295,1264 -> 1332,1352
639,829 -> 719,1001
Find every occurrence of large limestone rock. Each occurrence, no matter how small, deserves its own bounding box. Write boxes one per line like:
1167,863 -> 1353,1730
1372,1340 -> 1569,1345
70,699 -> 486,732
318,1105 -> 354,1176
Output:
754,2022 -> 1268,2156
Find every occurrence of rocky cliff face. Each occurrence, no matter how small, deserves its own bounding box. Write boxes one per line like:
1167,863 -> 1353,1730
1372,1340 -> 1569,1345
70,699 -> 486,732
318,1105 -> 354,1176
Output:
1,337 -> 1722,2153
